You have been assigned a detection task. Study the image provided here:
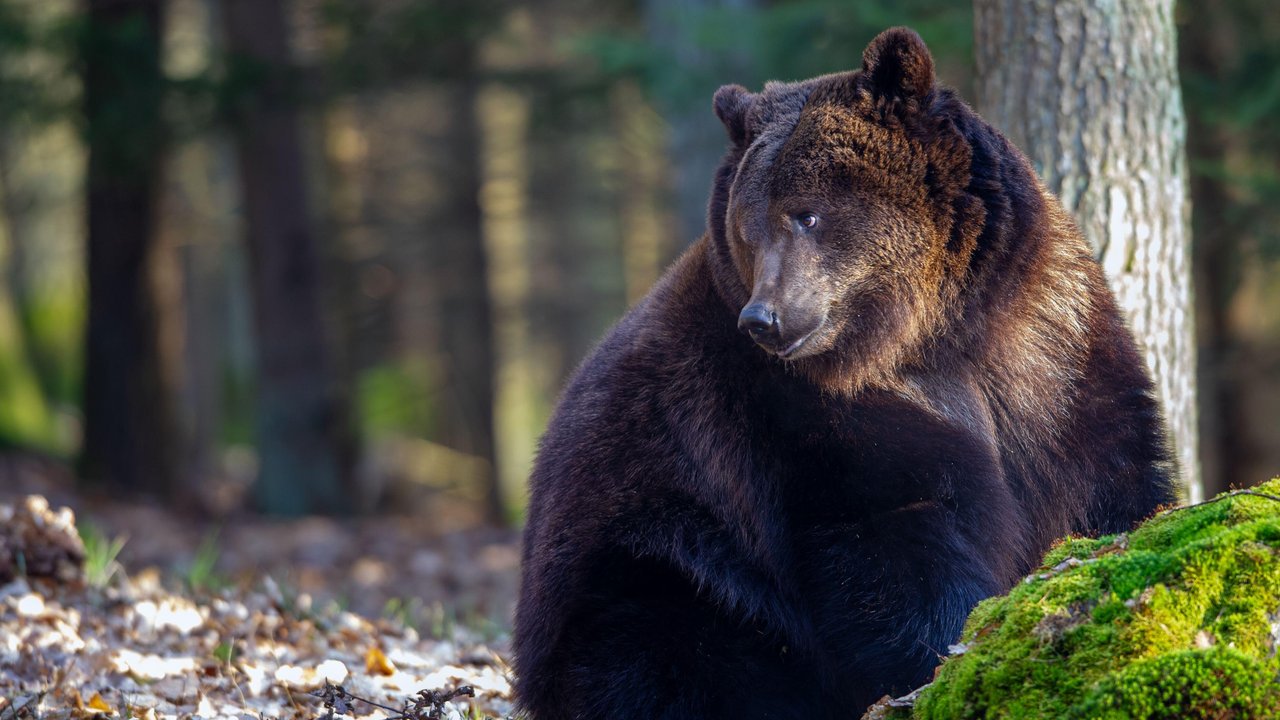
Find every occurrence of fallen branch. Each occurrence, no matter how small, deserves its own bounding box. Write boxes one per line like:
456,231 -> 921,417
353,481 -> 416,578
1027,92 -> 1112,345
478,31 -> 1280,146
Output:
311,681 -> 480,720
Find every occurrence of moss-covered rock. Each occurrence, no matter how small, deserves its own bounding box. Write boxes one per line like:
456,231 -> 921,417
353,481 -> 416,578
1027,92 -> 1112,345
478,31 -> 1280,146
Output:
865,479 -> 1280,720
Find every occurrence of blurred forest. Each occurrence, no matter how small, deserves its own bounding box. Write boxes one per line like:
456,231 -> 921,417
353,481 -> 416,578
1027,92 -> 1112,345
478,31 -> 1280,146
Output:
0,0 -> 1275,524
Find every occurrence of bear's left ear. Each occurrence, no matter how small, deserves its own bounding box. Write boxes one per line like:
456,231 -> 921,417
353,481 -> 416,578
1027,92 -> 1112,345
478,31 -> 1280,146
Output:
713,84 -> 756,146
861,27 -> 935,101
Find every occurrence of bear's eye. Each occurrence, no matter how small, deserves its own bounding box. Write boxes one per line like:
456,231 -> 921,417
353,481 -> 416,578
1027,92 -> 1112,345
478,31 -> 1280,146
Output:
797,213 -> 819,230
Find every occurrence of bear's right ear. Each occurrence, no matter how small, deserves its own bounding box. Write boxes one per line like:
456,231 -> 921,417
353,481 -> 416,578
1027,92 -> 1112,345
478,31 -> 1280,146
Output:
713,84 -> 755,146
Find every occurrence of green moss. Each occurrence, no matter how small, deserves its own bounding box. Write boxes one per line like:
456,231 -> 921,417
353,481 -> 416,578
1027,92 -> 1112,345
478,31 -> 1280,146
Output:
1073,648 -> 1280,719
888,479 -> 1280,720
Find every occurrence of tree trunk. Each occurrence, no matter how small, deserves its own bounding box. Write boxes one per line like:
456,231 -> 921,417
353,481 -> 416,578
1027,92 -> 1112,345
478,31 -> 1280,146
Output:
436,70 -> 503,525
81,0 -> 180,497
613,81 -> 672,305
222,0 -> 350,516
645,0 -> 755,245
477,82 -> 533,525
973,0 -> 1200,502
157,0 -> 232,508
1178,1 -> 1261,497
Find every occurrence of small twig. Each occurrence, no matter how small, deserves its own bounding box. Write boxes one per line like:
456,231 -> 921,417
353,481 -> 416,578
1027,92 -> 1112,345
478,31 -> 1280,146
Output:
0,690 -> 45,720
1158,488 -> 1280,518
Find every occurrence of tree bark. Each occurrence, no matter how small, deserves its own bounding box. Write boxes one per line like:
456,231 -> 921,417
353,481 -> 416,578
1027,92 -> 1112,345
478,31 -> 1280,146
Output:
81,0 -> 180,497
974,0 -> 1200,501
222,0 -> 351,516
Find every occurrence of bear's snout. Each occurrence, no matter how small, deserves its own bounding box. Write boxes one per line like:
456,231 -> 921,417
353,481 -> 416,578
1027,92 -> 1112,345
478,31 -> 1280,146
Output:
738,300 -> 825,359
738,302 -> 779,340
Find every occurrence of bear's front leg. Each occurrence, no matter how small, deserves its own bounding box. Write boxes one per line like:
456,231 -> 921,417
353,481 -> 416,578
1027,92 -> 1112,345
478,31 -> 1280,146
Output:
800,494 -> 1021,710
518,552 -> 837,720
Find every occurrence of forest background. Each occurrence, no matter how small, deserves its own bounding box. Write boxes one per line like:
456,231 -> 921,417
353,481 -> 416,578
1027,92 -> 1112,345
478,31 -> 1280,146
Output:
0,0 -> 1275,536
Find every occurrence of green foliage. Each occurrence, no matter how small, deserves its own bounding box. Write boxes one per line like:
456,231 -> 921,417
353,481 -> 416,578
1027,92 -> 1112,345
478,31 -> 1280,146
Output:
78,522 -> 126,589
575,0 -> 973,108
183,529 -> 227,593
0,307 -> 55,451
211,640 -> 236,664
891,480 -> 1280,720
358,359 -> 438,441
22,284 -> 84,407
429,599 -> 459,641
0,2 -> 77,127
1181,0 -> 1280,260
382,596 -> 424,631
219,365 -> 255,447
417,598 -> 505,643
316,0 -> 500,89
0,282 -> 82,456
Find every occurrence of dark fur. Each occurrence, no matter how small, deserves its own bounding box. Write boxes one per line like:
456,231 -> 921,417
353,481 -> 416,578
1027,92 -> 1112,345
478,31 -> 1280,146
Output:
514,27 -> 1175,719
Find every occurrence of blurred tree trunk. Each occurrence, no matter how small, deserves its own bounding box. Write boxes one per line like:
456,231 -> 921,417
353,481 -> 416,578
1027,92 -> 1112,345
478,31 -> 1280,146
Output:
162,135 -> 240,509
436,65 -> 503,525
478,82 -> 532,524
532,126 -> 596,384
222,0 -> 351,516
613,81 -> 671,306
80,0 -> 180,497
157,0 -> 230,507
522,9 -> 601,387
645,0 -> 755,245
1179,3 -> 1255,497
974,0 -> 1201,502
318,99 -> 369,510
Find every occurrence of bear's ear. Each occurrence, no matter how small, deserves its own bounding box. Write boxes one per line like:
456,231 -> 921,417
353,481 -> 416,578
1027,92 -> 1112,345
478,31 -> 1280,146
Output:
713,84 -> 755,146
861,27 -> 935,101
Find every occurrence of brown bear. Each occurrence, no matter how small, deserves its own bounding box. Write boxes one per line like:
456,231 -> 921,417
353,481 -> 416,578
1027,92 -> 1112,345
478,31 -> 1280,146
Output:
514,27 -> 1175,719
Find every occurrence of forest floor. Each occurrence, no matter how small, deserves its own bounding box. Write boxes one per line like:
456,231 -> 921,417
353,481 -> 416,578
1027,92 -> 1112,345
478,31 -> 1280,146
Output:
0,454 -> 520,719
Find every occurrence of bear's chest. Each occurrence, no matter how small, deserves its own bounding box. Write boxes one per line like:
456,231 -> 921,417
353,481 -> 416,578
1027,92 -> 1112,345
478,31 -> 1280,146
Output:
748,379 -> 943,525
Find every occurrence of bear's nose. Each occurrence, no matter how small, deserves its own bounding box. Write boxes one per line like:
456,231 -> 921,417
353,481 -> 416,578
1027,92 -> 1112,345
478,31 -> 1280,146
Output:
738,303 -> 779,338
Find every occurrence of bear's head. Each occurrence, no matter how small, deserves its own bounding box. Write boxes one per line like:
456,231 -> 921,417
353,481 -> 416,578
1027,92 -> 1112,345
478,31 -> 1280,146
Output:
708,27 -> 989,389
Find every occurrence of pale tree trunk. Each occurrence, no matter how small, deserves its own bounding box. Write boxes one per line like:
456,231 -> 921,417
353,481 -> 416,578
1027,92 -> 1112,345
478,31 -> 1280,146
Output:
974,0 -> 1200,502
477,83 -> 533,523
613,80 -> 672,305
222,0 -> 351,515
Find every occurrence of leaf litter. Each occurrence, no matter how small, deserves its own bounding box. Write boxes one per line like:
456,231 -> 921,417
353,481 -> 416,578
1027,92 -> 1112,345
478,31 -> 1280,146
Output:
0,495 -> 516,720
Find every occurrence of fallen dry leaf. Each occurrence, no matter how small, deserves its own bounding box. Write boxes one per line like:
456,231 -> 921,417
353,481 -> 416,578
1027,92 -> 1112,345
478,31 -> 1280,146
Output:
366,645 -> 397,676
85,692 -> 112,713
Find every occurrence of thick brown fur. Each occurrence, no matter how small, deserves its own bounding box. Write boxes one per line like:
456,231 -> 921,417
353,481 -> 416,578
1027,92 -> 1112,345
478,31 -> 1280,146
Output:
514,27 -> 1176,719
